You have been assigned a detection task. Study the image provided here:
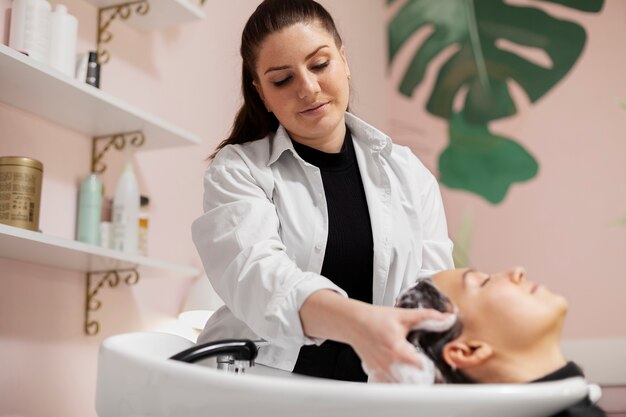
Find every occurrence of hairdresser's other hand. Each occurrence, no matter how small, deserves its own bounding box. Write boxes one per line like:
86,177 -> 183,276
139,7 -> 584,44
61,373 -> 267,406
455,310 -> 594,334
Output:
348,304 -> 453,383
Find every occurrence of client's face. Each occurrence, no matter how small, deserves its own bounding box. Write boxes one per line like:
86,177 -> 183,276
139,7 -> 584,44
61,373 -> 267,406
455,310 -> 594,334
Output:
432,267 -> 568,354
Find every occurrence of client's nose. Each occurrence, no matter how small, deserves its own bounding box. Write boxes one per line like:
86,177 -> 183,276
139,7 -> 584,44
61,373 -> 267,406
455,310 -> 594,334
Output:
507,266 -> 526,284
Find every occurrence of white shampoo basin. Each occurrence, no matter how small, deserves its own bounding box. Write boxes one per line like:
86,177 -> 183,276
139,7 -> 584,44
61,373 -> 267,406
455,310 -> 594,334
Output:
96,332 -> 592,417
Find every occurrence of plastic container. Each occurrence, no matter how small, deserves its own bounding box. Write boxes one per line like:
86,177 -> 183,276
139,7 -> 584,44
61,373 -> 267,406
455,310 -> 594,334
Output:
138,195 -> 149,256
8,0 -> 52,64
99,196 -> 112,249
112,160 -> 139,254
76,173 -> 102,245
49,4 -> 78,76
75,52 -> 88,82
86,51 -> 100,88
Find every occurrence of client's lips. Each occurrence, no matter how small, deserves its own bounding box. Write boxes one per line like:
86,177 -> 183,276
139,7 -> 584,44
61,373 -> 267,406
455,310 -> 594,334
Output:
530,282 -> 540,294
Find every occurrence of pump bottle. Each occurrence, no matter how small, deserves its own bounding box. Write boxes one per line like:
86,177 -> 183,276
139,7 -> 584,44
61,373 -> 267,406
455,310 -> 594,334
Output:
77,173 -> 102,245
112,158 -> 139,254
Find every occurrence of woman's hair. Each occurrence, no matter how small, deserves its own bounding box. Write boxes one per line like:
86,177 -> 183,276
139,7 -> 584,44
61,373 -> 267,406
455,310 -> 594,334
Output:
209,0 -> 345,159
395,279 -> 475,383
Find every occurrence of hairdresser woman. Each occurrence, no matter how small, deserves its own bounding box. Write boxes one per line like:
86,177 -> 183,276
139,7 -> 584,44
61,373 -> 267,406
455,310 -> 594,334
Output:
192,0 -> 454,383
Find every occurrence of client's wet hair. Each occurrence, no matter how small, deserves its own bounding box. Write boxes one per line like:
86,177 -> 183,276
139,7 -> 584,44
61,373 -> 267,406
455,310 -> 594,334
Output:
395,279 -> 474,383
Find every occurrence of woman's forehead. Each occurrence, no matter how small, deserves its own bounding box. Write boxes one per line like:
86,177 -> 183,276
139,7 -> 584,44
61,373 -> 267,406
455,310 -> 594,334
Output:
259,21 -> 335,56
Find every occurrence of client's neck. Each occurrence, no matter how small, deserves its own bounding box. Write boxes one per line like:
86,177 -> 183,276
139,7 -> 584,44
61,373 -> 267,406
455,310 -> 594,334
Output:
474,341 -> 567,383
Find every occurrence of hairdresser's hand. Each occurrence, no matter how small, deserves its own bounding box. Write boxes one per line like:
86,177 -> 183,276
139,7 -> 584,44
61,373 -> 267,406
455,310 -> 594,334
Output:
347,304 -> 453,383
300,290 -> 454,383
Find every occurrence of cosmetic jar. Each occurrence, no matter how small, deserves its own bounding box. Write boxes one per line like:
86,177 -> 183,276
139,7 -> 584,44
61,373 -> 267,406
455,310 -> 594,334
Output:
0,156 -> 44,231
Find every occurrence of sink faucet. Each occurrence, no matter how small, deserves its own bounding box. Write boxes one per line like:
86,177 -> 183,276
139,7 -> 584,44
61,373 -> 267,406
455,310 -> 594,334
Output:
170,339 -> 267,375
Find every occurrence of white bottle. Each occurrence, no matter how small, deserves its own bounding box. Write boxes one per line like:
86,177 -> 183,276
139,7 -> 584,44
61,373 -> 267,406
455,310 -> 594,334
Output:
49,4 -> 78,76
112,160 -> 139,254
8,0 -> 52,64
76,173 -> 102,245
138,195 -> 150,256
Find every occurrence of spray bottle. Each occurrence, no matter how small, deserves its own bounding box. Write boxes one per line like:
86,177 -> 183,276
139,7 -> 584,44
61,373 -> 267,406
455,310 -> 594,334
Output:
112,151 -> 139,254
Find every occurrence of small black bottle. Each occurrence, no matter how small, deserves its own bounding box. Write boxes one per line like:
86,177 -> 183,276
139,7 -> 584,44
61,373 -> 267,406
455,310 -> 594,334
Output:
86,51 -> 100,88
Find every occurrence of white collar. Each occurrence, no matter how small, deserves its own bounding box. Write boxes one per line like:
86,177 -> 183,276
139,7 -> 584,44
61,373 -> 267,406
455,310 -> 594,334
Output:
267,112 -> 392,167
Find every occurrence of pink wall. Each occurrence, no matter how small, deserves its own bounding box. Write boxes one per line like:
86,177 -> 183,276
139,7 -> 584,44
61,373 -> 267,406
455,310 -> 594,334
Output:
1,0 -> 624,415
387,0 -> 626,340
0,0 -> 385,416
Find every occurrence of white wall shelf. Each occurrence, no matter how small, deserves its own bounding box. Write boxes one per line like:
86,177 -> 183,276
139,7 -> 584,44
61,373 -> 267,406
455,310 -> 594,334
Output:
86,0 -> 205,31
0,223 -> 198,278
0,44 -> 202,150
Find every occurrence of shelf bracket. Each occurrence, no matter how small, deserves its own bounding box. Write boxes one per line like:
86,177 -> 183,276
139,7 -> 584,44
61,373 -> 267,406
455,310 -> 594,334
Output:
97,0 -> 151,65
85,269 -> 141,336
91,131 -> 145,174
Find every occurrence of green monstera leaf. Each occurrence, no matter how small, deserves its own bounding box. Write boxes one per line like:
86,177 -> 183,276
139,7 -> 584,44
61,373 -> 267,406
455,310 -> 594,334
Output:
441,113 -> 538,203
388,0 -> 603,203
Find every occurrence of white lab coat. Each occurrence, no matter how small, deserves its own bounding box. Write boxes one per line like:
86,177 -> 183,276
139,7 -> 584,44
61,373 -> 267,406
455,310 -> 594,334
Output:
192,112 -> 454,371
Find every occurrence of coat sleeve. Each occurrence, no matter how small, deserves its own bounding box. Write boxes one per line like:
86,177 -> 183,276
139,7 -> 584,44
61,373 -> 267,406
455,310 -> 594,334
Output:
415,162 -> 455,280
191,148 -> 347,349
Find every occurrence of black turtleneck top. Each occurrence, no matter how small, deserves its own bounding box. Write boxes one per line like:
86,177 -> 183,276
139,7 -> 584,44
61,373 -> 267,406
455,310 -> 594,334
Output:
533,362 -> 607,417
290,127 -> 373,382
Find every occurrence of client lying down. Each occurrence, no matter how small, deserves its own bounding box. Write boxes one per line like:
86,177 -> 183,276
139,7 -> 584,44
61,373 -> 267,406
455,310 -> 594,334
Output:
396,267 -> 606,417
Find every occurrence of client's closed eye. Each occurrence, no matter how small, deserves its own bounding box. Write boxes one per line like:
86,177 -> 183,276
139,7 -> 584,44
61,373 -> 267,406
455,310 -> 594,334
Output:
480,276 -> 491,287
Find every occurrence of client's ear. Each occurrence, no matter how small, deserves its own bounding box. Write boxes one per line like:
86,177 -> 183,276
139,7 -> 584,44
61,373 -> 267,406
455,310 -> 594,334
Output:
443,340 -> 493,370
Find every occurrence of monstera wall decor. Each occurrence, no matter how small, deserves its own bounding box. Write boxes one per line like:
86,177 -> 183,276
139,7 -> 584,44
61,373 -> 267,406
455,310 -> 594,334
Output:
388,0 -> 604,203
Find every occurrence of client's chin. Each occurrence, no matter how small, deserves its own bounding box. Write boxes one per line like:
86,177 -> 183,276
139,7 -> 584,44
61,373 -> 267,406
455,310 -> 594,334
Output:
551,292 -> 569,322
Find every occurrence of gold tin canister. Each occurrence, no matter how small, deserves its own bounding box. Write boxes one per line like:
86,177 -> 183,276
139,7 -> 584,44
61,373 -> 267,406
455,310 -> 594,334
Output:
0,156 -> 44,231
